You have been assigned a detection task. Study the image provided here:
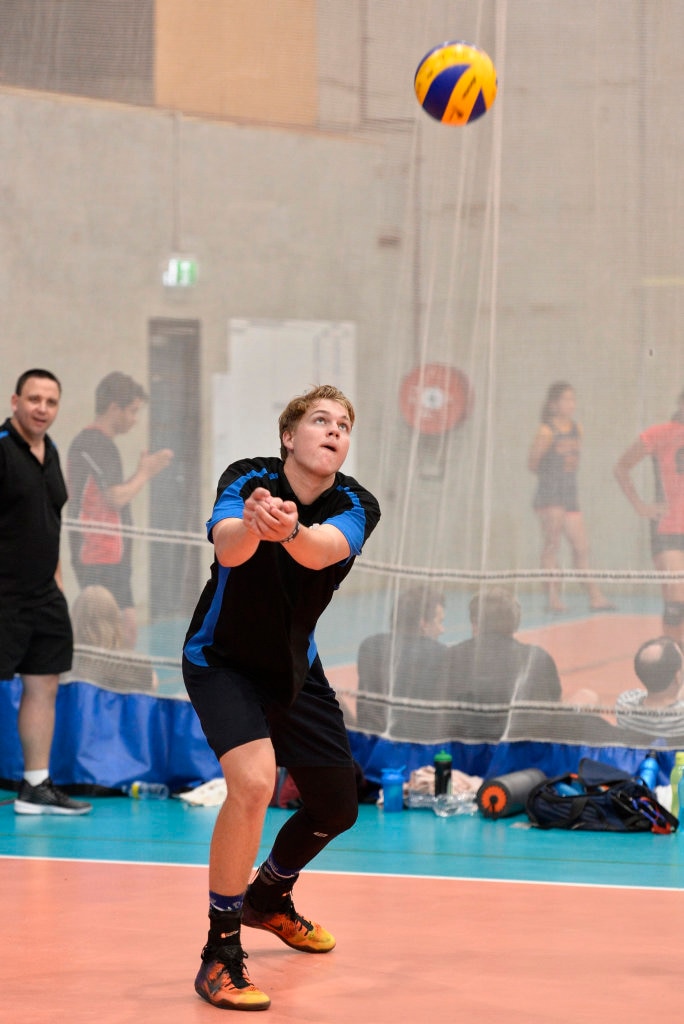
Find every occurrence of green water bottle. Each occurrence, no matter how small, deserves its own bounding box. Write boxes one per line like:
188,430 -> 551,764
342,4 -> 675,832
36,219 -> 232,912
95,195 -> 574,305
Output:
670,752 -> 684,817
433,750 -> 452,797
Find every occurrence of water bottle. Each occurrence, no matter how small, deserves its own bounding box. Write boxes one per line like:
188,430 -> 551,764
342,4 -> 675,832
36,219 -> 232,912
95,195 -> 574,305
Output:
636,750 -> 659,791
433,750 -> 452,796
555,780 -> 584,797
433,792 -> 477,818
380,768 -> 405,813
126,781 -> 170,800
669,752 -> 684,817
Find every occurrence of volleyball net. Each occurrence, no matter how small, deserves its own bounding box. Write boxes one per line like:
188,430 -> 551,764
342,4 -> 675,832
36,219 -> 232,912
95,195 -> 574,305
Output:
1,1 -> 683,754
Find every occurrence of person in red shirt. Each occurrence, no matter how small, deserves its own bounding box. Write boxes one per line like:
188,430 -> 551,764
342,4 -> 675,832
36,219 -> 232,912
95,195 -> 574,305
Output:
615,388 -> 684,644
67,372 -> 173,648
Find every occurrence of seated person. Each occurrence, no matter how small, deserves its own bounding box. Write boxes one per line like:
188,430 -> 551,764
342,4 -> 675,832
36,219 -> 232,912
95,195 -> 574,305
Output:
615,637 -> 684,737
67,585 -> 157,693
355,584 -> 449,732
448,587 -> 562,704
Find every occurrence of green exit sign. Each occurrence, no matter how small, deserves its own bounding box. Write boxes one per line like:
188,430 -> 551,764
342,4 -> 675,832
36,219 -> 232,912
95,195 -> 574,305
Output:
163,256 -> 198,288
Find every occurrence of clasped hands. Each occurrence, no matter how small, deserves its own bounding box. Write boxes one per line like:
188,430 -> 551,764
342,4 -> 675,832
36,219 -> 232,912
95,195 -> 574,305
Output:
243,486 -> 298,543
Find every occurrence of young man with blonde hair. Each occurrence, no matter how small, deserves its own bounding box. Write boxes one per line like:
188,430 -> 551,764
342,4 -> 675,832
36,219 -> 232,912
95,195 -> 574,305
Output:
183,384 -> 380,1011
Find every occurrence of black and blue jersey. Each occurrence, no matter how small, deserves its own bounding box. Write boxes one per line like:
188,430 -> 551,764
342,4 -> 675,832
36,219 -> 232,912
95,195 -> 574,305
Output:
184,456 -> 380,706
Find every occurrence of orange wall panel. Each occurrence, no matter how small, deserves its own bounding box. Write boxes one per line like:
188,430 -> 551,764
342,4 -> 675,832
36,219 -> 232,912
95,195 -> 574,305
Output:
155,0 -> 318,125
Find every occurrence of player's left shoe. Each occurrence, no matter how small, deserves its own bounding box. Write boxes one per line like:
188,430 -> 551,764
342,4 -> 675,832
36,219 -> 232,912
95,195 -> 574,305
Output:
242,891 -> 336,953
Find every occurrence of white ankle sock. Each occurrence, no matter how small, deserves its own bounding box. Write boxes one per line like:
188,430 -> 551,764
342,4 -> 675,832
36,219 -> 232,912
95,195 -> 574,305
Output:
24,769 -> 49,787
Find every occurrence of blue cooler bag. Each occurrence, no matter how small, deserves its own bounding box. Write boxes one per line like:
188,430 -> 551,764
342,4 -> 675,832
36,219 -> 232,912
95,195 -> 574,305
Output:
525,757 -> 677,834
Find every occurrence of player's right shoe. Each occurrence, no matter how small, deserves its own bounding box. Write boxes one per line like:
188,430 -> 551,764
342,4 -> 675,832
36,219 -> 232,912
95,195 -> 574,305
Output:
14,777 -> 93,816
194,943 -> 271,1011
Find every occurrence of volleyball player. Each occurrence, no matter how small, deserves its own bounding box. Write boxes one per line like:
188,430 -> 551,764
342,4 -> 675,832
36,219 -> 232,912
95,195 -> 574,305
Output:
183,385 -> 380,1011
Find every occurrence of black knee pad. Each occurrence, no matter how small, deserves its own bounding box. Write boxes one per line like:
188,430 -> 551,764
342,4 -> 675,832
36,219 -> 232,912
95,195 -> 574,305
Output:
269,764 -> 359,872
663,602 -> 684,628
289,764 -> 359,836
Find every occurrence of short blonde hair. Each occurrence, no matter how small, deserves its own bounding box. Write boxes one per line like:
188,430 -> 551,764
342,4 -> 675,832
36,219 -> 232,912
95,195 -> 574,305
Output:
71,586 -> 123,649
278,385 -> 355,460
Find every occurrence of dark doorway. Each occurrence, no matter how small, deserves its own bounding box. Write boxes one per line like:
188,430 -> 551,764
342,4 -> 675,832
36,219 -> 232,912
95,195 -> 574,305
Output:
148,318 -> 202,623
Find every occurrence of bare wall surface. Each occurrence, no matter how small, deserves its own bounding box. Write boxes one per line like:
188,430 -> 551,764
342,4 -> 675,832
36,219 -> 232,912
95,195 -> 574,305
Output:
0,1 -> 682,585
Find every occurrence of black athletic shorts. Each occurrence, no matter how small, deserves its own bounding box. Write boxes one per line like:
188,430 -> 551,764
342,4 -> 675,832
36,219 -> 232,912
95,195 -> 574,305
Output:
0,589 -> 73,678
182,654 -> 353,768
650,526 -> 684,557
73,561 -> 134,611
533,475 -> 579,513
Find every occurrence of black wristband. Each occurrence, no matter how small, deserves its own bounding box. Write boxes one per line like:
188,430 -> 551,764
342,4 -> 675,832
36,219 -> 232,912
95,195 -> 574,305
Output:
281,520 -> 300,544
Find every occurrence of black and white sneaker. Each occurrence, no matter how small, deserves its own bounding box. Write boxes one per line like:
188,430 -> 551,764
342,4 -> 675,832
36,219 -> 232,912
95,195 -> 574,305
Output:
14,777 -> 93,816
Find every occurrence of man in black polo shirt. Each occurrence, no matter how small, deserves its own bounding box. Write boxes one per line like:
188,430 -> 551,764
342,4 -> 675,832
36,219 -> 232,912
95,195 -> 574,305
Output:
0,369 -> 91,815
183,385 -> 380,1011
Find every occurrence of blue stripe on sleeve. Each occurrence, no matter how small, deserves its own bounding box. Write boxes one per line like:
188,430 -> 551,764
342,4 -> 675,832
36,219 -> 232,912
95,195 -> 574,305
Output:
327,485 -> 367,558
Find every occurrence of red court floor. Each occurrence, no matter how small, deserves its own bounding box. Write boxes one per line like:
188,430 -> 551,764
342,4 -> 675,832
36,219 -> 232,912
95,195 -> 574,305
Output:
2,855 -> 683,1023
2,610 -> 682,1022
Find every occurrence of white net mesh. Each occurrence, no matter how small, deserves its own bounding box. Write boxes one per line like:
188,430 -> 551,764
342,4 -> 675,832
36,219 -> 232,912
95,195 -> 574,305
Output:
2,0 -> 683,751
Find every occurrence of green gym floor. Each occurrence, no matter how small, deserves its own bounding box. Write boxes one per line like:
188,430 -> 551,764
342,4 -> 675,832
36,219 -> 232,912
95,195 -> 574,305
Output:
2,788 -> 684,1023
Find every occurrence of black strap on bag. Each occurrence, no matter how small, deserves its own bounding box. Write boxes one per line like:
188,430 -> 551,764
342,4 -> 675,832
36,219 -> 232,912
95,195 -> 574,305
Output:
525,758 -> 678,834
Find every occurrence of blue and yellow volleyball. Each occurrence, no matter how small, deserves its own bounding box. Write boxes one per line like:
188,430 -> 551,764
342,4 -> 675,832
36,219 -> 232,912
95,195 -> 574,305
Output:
414,41 -> 497,126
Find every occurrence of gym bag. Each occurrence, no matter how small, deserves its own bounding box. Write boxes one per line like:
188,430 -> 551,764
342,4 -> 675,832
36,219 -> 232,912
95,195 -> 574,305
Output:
525,757 -> 678,834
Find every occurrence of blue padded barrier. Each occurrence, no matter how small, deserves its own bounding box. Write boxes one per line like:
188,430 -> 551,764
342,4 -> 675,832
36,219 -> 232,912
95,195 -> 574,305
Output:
347,730 -> 677,789
0,678 -> 220,791
0,677 -> 678,792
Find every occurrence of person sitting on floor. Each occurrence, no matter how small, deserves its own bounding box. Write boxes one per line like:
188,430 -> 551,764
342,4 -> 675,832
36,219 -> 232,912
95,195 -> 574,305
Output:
448,587 -> 562,704
67,585 -> 157,693
615,636 -> 684,738
355,583 -> 449,732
